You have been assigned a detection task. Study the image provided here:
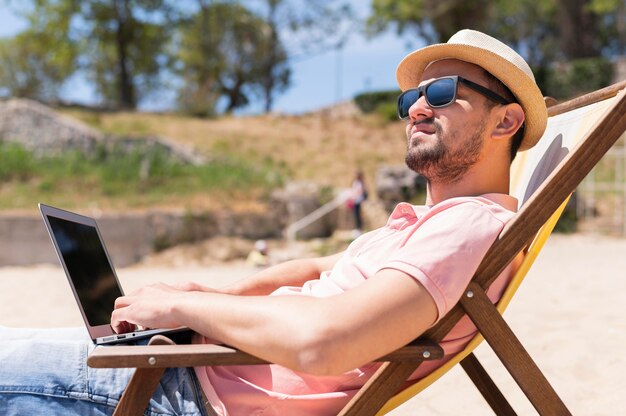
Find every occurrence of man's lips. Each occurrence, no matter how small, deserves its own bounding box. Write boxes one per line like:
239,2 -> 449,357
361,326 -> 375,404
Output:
410,122 -> 436,137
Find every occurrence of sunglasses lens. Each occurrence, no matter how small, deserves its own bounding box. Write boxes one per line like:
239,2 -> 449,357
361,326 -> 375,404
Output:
426,78 -> 456,107
397,89 -> 419,119
397,78 -> 458,118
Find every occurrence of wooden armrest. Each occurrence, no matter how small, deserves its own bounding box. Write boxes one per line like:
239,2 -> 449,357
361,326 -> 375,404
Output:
88,338 -> 443,369
88,343 -> 269,368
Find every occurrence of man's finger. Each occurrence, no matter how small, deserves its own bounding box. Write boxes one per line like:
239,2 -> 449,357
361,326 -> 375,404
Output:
113,295 -> 132,309
111,309 -> 134,334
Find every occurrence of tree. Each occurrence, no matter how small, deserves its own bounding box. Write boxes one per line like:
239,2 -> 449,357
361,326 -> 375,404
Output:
0,31 -> 76,100
9,0 -> 174,110
588,0 -> 626,56
367,0 -> 624,97
174,1 -> 289,115
78,0 -> 175,109
367,0 -> 494,44
250,0 -> 353,111
257,0 -> 289,113
557,0 -> 600,59
3,0 -> 355,113
368,0 -> 624,64
0,0 -> 77,100
486,0 -> 559,68
173,0 -> 222,117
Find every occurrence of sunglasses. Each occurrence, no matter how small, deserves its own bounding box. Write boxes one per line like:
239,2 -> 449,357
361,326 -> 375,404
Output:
397,75 -> 511,119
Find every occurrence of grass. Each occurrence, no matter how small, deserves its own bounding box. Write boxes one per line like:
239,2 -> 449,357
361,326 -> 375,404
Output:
2,106 -> 409,213
58,108 -> 408,190
0,141 -> 285,211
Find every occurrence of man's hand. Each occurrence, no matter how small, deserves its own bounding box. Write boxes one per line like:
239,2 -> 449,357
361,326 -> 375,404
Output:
111,282 -> 209,334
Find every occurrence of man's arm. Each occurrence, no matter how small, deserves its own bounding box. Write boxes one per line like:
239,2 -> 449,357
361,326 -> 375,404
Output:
111,267 -> 437,376
176,252 -> 343,296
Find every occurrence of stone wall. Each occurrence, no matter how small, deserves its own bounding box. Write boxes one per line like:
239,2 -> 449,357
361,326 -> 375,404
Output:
0,208 -> 286,267
0,98 -> 104,156
0,98 -> 204,164
375,165 -> 427,211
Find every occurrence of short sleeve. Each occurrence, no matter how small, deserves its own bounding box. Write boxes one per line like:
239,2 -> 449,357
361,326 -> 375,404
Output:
381,201 -> 511,322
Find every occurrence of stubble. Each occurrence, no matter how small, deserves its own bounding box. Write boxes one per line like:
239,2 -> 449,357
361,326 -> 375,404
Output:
405,118 -> 485,184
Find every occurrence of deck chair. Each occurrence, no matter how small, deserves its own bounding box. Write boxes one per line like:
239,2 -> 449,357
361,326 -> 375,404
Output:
88,81 -> 626,416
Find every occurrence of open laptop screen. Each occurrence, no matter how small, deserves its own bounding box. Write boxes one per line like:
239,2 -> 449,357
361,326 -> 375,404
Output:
47,216 -> 122,326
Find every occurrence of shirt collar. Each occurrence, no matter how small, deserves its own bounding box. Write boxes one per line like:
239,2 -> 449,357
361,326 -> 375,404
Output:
386,202 -> 428,230
385,193 -> 518,230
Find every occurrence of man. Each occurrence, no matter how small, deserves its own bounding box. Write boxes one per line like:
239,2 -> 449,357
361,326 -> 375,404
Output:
0,29 -> 547,416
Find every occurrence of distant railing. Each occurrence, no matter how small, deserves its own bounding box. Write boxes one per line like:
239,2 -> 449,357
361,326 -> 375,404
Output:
577,139 -> 626,236
285,189 -> 352,241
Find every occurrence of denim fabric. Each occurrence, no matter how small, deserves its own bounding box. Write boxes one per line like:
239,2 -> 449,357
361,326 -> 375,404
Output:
0,327 -> 208,416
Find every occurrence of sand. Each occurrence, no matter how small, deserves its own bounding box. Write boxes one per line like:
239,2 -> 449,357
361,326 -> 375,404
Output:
1,233 -> 624,415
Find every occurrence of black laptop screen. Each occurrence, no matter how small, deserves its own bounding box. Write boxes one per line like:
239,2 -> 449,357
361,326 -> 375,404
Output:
47,216 -> 122,326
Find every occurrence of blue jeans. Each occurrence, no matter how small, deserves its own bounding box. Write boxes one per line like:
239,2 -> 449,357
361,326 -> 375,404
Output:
0,327 -> 209,416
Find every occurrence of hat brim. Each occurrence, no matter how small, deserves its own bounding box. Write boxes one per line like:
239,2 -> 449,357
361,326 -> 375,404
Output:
396,43 -> 547,151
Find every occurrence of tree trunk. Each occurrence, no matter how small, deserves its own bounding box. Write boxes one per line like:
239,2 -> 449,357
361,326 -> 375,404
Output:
223,77 -> 245,113
557,0 -> 599,59
263,0 -> 279,113
114,0 -> 136,109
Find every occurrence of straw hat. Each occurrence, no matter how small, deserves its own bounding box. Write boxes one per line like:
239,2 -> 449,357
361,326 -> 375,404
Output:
396,29 -> 547,151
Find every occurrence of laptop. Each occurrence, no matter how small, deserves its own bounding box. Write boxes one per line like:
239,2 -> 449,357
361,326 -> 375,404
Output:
39,203 -> 190,345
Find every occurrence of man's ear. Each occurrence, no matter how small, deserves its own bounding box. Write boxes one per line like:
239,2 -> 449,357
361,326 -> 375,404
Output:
491,103 -> 525,140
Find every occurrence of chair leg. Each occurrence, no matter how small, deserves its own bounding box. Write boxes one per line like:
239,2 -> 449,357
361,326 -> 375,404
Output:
461,282 -> 572,416
113,336 -> 174,416
114,367 -> 166,416
460,353 -> 517,416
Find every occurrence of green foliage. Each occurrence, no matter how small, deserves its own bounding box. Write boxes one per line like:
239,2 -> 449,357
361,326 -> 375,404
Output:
367,0 -> 429,40
175,2 -> 289,115
543,57 -> 614,100
375,102 -> 399,122
368,0 -> 626,74
353,90 -> 400,122
3,0 -> 352,113
0,28 -> 77,99
3,0 -> 174,109
79,0 -> 173,109
0,142 -> 37,180
255,0 -> 353,111
368,0 -> 495,43
354,90 -> 399,113
0,141 -> 284,208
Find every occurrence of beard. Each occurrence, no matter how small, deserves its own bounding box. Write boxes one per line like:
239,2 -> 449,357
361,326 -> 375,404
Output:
405,118 -> 485,184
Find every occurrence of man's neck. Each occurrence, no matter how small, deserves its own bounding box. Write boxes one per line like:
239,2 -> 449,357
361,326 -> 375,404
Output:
424,171 -> 510,206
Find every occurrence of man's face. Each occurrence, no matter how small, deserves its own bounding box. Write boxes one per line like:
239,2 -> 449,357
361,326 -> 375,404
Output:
404,59 -> 494,184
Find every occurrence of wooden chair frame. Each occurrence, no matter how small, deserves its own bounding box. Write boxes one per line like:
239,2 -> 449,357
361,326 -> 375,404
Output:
88,81 -> 626,416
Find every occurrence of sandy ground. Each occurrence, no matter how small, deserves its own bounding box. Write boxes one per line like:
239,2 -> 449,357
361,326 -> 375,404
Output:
1,233 -> 625,415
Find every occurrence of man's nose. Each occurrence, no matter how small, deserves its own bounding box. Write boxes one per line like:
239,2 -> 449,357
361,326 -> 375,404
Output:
408,93 -> 434,120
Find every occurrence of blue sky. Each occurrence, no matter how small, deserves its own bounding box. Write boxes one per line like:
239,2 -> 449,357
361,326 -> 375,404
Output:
0,3 -> 423,114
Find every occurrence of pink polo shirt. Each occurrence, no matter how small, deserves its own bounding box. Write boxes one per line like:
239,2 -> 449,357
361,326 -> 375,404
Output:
195,194 -> 517,415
